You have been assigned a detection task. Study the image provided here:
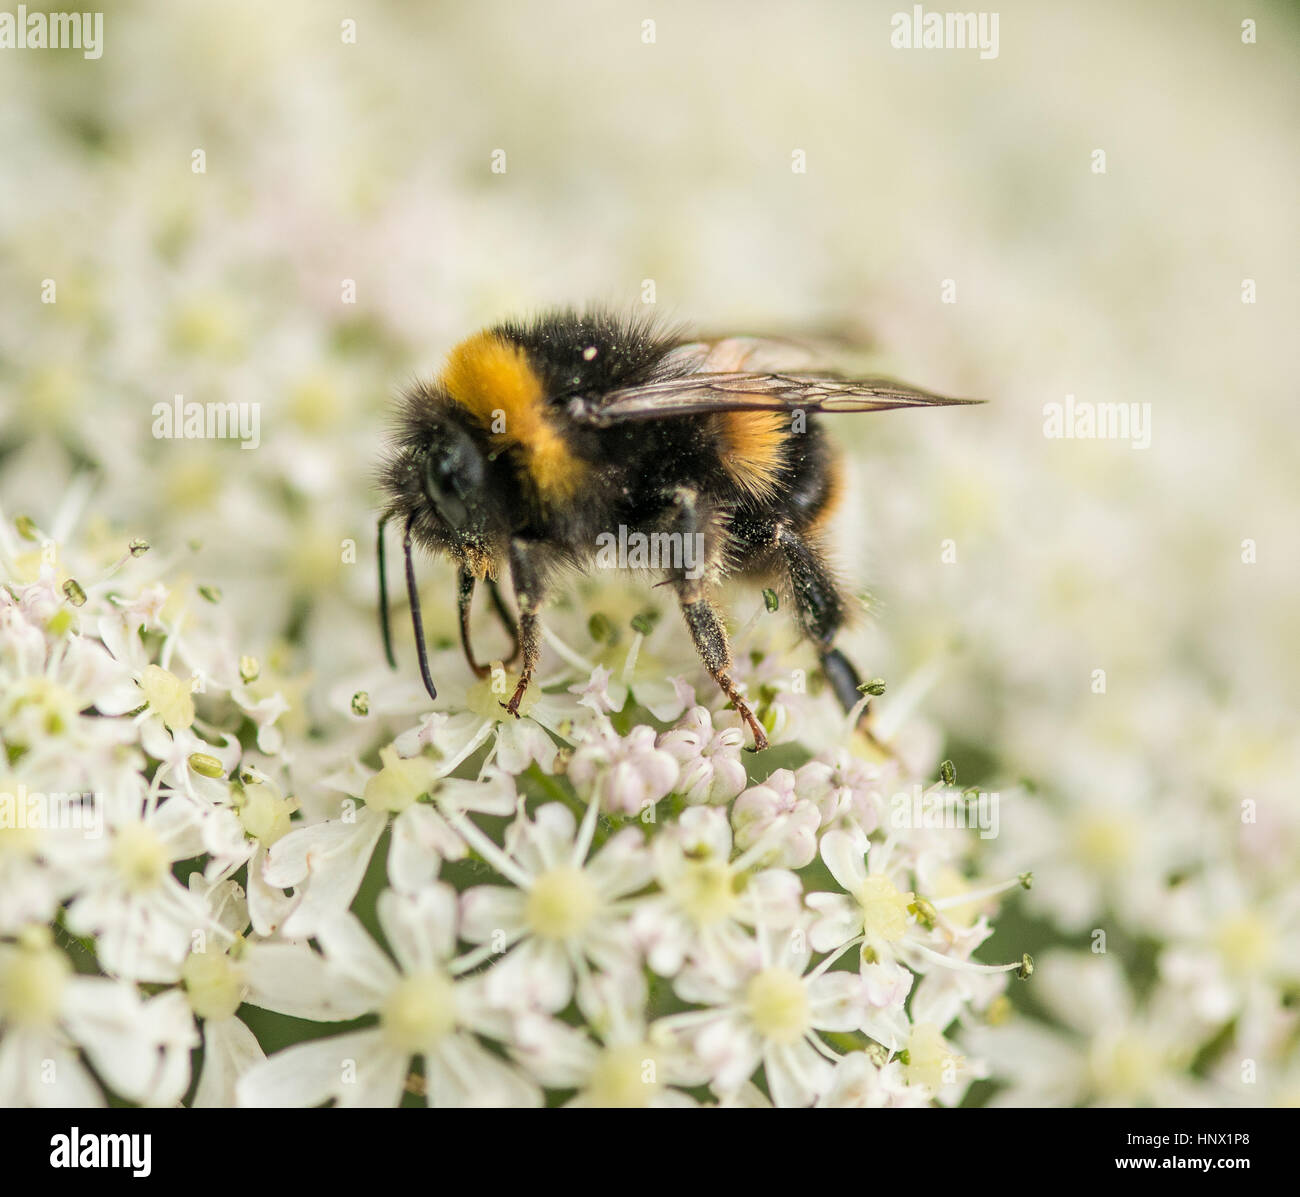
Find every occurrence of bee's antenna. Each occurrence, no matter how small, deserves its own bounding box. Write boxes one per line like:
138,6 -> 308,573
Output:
403,516 -> 438,702
377,512 -> 397,670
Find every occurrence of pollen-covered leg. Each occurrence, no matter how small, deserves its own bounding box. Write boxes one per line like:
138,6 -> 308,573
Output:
661,488 -> 767,750
679,595 -> 769,752
502,539 -> 546,718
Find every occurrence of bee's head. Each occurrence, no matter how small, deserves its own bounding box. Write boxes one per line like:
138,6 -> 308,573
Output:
380,384 -> 505,572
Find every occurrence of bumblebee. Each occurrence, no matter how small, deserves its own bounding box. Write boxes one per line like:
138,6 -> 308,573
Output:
377,308 -> 980,750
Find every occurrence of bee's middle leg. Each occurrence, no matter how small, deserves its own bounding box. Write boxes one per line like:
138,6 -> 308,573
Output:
502,538 -> 546,718
487,578 -> 521,666
665,487 -> 769,751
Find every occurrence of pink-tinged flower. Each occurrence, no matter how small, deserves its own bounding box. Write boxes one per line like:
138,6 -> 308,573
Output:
815,1051 -> 930,1108
567,664 -> 626,714
794,748 -> 890,831
657,706 -> 747,806
567,723 -> 679,817
731,769 -> 822,868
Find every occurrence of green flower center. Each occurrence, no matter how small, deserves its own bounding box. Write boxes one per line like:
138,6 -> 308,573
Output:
110,823 -> 171,893
855,875 -> 913,942
746,967 -> 810,1045
525,866 -> 599,940
0,937 -> 70,1028
182,951 -> 246,1020
1088,1033 -> 1162,1102
1073,813 -> 1137,872
1213,911 -> 1276,975
586,1043 -> 660,1107
362,748 -> 436,814
381,970 -> 459,1053
139,665 -> 196,731
671,860 -> 738,926
237,783 -> 294,845
905,1022 -> 960,1091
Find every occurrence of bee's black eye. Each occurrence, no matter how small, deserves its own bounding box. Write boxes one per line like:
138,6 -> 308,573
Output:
423,452 -> 468,527
421,425 -> 485,530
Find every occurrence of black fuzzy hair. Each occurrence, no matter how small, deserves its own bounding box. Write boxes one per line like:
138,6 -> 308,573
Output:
492,307 -> 687,401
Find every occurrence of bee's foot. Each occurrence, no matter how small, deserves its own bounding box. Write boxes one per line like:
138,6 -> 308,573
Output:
500,680 -> 530,719
733,698 -> 769,752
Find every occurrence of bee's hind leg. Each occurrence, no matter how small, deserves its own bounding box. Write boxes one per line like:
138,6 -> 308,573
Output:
821,645 -> 867,713
774,525 -> 891,750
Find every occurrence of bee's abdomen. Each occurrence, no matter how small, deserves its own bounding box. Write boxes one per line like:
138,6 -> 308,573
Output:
713,411 -> 789,502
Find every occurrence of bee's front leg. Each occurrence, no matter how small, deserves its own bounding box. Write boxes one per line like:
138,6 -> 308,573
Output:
457,569 -> 491,678
458,569 -> 521,678
502,538 -> 547,718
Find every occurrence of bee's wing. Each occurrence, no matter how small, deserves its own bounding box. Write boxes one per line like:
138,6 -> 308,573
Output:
567,370 -> 984,427
666,336 -> 823,373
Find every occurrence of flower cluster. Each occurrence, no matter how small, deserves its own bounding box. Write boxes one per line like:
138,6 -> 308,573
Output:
964,744 -> 1300,1107
1,514 -> 1025,1107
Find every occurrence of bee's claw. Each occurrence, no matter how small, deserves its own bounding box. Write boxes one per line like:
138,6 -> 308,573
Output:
501,678 -> 530,719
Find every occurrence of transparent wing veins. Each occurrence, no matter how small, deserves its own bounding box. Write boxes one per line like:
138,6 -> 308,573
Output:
566,371 -> 985,426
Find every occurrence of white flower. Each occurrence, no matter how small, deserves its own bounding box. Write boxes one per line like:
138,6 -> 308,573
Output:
663,922 -> 866,1107
807,827 -> 918,959
964,952 -> 1211,1107
457,801 -> 654,1013
630,806 -> 802,977
510,971 -> 703,1107
1154,867 -> 1300,1031
237,887 -> 540,1108
984,785 -> 1195,935
0,926 -> 197,1106
63,785 -> 209,982
178,875 -> 375,1106
401,674 -> 590,778
815,1050 -> 929,1108
262,749 -> 515,937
